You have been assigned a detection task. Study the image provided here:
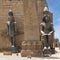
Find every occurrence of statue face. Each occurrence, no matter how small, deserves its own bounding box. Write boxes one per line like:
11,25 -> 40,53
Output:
44,16 -> 50,23
8,11 -> 13,16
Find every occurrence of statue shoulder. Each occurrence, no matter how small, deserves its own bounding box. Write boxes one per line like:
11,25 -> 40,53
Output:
7,21 -> 10,25
40,22 -> 46,27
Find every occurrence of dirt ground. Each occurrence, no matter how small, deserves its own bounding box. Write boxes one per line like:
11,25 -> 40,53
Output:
0,48 -> 60,60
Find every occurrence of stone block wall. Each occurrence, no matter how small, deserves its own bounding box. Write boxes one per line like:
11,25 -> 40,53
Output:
0,0 -> 24,49
0,0 -> 55,56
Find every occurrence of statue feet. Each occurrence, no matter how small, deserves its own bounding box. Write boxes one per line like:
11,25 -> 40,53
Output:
7,45 -> 17,53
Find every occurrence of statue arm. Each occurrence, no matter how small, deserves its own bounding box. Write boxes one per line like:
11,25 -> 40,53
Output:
48,31 -> 53,35
7,21 -> 10,25
41,30 -> 47,35
40,22 -> 47,35
7,21 -> 10,35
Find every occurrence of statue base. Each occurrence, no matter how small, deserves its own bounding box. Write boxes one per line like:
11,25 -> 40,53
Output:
21,40 -> 43,57
7,45 -> 16,53
3,51 -> 12,55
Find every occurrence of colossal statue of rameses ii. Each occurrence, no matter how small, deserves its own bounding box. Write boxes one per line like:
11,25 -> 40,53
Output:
40,6 -> 53,49
7,9 -> 16,46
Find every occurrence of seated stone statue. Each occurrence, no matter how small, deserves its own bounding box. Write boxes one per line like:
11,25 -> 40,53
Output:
40,10 -> 53,49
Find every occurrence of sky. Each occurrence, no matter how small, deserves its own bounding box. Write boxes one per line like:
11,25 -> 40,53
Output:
46,0 -> 60,40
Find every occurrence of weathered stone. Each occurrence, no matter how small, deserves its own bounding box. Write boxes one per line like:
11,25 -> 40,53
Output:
0,0 -> 24,50
21,50 -> 43,57
3,51 -> 12,55
21,40 -> 43,57
21,50 -> 33,57
0,0 -> 55,56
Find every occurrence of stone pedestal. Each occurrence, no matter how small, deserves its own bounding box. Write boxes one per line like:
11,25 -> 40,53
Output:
7,46 -> 17,53
51,48 -> 55,54
3,51 -> 12,55
21,40 -> 43,57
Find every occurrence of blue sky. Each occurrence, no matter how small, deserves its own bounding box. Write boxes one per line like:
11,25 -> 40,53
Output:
47,0 -> 60,40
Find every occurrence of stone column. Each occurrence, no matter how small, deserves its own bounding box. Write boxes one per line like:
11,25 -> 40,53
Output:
21,0 -> 43,57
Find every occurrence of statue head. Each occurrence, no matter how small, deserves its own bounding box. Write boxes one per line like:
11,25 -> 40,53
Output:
8,9 -> 15,22
43,15 -> 50,23
8,9 -> 13,16
43,6 -> 50,23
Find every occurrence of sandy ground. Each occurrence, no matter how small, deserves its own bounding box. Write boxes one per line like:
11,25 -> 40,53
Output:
0,48 -> 60,60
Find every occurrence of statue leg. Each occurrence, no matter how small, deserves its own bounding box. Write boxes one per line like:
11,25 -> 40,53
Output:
10,36 -> 16,46
49,36 -> 53,48
46,35 -> 49,48
44,35 -> 48,48
11,37 -> 13,46
13,35 -> 16,47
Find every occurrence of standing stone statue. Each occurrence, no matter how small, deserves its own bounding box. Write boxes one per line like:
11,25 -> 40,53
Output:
40,7 -> 53,49
7,9 -> 16,52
